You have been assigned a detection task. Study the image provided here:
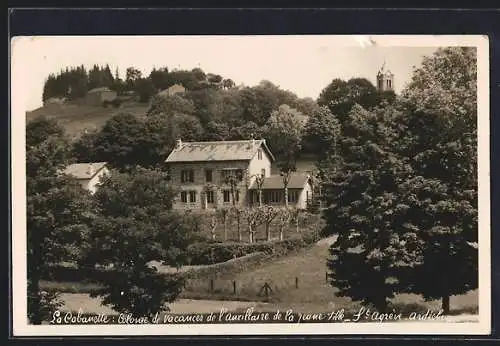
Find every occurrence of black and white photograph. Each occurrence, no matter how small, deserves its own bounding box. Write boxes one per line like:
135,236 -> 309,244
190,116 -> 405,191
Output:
10,34 -> 490,335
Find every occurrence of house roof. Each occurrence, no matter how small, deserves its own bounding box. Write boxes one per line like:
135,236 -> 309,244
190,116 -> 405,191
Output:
249,173 -> 310,190
158,84 -> 186,96
62,162 -> 107,180
165,139 -> 275,163
87,87 -> 114,93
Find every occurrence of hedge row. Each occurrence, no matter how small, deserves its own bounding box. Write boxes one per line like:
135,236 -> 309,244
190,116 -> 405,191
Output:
182,252 -> 269,281
185,231 -> 320,265
43,231 -> 321,283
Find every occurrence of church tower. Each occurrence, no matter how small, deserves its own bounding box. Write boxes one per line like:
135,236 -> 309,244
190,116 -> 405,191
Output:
376,62 -> 394,92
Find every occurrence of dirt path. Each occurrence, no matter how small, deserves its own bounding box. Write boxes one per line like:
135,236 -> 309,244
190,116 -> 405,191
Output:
59,293 -> 269,315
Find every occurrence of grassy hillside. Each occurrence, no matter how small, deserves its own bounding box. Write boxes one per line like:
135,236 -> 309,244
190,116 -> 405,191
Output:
182,236 -> 479,314
26,102 -> 150,139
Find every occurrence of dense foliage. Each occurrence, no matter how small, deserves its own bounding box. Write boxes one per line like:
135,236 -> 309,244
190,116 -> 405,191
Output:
321,47 -> 478,313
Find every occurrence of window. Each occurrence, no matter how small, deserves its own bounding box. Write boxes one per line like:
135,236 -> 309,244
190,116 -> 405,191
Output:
205,169 -> 213,182
189,191 -> 197,203
257,149 -> 263,160
261,168 -> 266,177
269,191 -> 282,203
180,191 -> 188,203
206,191 -> 215,204
181,169 -> 194,183
234,190 -> 240,203
223,190 -> 231,203
288,190 -> 298,203
221,169 -> 243,182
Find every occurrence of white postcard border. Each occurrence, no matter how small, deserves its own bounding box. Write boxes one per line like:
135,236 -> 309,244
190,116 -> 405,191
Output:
11,34 -> 491,336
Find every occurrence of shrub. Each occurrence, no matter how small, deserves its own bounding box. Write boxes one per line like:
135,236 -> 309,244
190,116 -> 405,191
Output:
185,233 -> 317,265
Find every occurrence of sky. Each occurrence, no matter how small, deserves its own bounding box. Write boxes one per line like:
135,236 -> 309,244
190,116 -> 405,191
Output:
11,36 -> 443,111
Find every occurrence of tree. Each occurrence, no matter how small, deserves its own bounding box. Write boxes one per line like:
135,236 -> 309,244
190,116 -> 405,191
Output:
317,78 -> 389,125
209,212 -> 218,240
90,113 -> 147,169
396,47 -> 478,314
26,117 -> 65,148
302,106 -> 341,158
260,205 -> 279,241
225,171 -> 243,241
321,104 -> 416,313
135,78 -> 156,103
26,119 -> 94,324
216,207 -> 230,241
222,78 -> 235,90
125,67 -> 142,90
265,104 -> 306,208
147,94 -> 196,118
276,208 -> 291,241
88,167 -> 192,318
289,207 -> 302,234
279,162 -> 296,209
252,173 -> 265,207
243,207 -> 264,243
149,67 -> 170,91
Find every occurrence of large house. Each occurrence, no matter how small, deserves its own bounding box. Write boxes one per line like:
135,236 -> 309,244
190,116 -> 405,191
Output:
164,139 -> 313,210
62,162 -> 109,194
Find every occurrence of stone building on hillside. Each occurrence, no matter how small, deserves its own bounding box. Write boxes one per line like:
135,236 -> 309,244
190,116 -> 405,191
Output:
85,87 -> 117,106
158,84 -> 186,97
164,139 -> 313,211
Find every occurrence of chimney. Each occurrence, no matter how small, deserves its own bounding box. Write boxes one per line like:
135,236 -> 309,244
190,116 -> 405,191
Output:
250,133 -> 256,149
176,138 -> 183,149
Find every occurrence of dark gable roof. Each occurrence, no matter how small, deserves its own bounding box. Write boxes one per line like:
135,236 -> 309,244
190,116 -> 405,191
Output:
249,173 -> 310,190
165,139 -> 275,163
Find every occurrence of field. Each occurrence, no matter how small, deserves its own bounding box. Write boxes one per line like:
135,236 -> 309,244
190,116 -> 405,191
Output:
182,236 -> 479,314
46,234 -> 479,317
26,101 -> 149,138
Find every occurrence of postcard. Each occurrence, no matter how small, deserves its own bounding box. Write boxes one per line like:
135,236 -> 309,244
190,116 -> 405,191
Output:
11,34 -> 490,336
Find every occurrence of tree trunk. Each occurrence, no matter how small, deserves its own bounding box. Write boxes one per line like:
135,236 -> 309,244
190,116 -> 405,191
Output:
284,187 -> 289,208
223,220 -> 227,241
248,226 -> 253,243
266,224 -> 271,241
279,226 -> 284,241
259,190 -> 263,207
211,227 -> 216,240
442,295 -> 450,315
237,214 -> 242,242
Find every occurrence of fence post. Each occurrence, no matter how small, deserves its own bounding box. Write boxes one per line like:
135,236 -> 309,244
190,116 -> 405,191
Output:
295,277 -> 299,289
325,271 -> 328,283
233,280 -> 236,294
210,279 -> 214,293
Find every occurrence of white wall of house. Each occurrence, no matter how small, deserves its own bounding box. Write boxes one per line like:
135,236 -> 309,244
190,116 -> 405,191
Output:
81,167 -> 109,194
297,181 -> 313,209
247,146 -> 272,184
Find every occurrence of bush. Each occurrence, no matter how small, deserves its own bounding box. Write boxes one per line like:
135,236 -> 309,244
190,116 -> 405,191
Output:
183,252 -> 269,281
185,232 -> 318,265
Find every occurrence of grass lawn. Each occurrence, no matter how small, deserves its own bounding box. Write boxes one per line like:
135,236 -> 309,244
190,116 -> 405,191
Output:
26,102 -> 149,138
41,235 -> 479,317
183,236 -> 479,314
